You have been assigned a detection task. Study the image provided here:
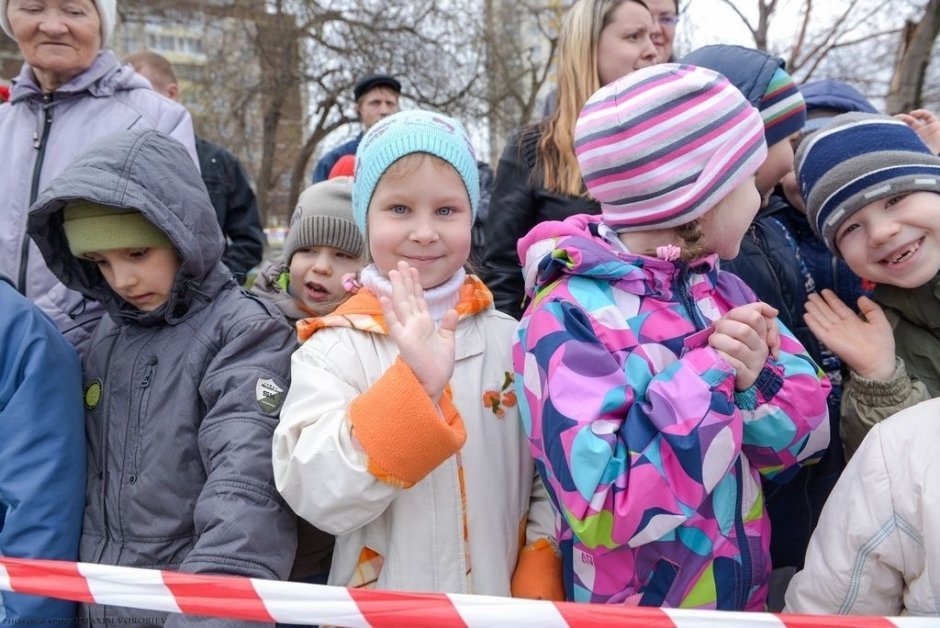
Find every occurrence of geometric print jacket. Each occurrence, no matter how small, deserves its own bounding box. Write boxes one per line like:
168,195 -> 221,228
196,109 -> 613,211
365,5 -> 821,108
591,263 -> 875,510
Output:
512,215 -> 831,609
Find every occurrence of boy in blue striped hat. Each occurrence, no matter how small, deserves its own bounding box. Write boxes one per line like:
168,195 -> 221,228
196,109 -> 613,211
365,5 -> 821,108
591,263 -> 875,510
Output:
796,111 -> 940,457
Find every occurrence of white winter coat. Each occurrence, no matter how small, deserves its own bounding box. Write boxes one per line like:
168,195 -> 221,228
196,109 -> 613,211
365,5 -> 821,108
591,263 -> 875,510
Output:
273,300 -> 555,595
785,397 -> 940,616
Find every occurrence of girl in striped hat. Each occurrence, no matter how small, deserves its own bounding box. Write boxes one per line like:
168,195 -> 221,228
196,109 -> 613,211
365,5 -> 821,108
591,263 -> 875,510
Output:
512,63 -> 832,609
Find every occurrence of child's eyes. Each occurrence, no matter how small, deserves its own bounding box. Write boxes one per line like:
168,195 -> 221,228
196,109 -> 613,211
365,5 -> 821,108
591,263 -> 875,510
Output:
335,251 -> 356,260
389,205 -> 409,214
885,194 -> 907,208
128,248 -> 151,259
837,223 -> 861,240
436,206 -> 456,216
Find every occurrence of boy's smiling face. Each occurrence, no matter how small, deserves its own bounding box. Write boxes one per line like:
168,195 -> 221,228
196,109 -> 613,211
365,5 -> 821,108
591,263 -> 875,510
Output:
836,191 -> 940,288
83,247 -> 181,311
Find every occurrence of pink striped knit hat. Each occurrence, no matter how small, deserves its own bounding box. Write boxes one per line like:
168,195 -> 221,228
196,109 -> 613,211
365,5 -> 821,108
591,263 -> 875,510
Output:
575,63 -> 767,232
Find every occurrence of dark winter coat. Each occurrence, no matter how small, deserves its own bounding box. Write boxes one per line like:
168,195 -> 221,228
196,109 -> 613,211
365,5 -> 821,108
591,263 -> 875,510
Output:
28,129 -> 297,628
197,137 -> 264,282
311,133 -> 362,184
482,125 -> 599,319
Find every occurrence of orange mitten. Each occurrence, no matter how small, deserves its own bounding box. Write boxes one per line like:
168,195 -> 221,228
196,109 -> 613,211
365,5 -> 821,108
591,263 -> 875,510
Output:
510,538 -> 564,600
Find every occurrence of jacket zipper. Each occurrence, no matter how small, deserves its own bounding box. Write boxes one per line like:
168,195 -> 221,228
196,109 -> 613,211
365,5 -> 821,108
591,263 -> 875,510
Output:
131,358 -> 156,479
675,265 -> 707,331
18,95 -> 53,294
734,458 -> 752,609
94,335 -> 120,563
677,265 -> 753,607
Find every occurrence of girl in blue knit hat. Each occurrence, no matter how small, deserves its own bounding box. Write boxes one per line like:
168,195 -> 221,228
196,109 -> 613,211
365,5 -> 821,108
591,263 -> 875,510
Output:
272,110 -> 562,600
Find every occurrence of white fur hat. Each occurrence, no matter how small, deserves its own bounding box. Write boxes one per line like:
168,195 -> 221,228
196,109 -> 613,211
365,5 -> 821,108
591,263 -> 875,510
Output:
2,0 -> 117,47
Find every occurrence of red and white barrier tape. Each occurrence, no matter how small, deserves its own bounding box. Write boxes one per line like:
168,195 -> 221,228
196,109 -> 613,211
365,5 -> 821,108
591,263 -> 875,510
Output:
0,558 -> 935,627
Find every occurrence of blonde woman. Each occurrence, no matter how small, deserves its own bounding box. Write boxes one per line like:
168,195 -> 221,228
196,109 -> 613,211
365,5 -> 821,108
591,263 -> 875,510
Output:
483,0 -> 659,318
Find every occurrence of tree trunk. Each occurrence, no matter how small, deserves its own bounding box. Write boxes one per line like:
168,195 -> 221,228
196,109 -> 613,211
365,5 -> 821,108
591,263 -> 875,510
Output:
886,0 -> 940,114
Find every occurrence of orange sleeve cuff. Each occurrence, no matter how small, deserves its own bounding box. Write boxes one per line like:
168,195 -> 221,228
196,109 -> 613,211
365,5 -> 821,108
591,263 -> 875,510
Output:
510,538 -> 565,601
350,357 -> 466,487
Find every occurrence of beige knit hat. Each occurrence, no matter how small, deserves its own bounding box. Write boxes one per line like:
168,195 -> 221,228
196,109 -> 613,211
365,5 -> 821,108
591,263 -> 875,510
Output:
284,176 -> 363,263
63,201 -> 173,257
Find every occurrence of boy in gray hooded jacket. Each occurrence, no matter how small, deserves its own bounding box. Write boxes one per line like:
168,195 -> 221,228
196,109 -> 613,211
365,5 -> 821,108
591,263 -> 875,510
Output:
28,129 -> 297,627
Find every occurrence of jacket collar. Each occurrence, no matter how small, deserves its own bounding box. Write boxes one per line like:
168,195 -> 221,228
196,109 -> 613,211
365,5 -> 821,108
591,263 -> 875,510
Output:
875,272 -> 940,331
519,214 -> 720,303
11,50 -> 138,101
296,274 -> 494,344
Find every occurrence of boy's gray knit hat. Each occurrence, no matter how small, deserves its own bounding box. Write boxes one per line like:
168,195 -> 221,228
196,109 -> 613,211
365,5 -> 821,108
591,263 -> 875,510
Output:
284,176 -> 364,262
796,112 -> 940,255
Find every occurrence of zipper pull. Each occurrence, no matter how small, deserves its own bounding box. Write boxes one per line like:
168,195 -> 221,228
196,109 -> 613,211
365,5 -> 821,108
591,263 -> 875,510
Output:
32,130 -> 39,149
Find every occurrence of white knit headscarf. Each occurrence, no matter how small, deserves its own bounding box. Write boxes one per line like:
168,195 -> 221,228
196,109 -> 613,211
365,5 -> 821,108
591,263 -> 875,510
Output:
1,0 -> 116,47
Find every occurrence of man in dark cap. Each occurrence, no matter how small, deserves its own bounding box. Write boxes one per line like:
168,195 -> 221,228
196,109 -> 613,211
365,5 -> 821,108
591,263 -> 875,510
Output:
311,74 -> 401,183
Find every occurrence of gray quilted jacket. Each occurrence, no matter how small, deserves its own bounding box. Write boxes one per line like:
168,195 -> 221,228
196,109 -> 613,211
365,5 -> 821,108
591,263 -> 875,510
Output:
28,129 -> 296,627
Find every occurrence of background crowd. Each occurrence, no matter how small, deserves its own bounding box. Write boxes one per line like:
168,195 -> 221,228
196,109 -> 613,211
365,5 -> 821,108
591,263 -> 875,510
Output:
2,0 -> 940,625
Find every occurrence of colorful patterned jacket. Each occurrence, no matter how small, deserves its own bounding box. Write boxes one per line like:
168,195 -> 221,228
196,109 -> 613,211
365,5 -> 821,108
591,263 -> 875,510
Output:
512,214 -> 831,609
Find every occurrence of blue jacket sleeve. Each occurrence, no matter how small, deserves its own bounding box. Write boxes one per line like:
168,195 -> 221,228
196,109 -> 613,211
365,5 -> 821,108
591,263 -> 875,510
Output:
311,153 -> 335,184
0,282 -> 85,623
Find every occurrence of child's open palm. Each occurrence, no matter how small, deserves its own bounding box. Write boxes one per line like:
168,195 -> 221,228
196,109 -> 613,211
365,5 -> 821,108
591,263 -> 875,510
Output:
804,290 -> 896,381
380,261 -> 459,403
895,109 -> 940,155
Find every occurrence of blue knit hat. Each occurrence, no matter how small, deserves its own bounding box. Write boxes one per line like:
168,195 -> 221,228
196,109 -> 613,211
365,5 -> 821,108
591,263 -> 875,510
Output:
796,112 -> 940,255
801,79 -> 878,134
352,110 -> 479,234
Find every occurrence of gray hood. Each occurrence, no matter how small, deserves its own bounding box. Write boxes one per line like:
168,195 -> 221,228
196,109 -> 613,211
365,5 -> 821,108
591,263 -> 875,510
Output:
28,129 -> 228,326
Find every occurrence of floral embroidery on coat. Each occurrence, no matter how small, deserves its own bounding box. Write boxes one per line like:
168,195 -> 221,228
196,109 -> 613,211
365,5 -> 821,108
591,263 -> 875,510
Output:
483,371 -> 517,418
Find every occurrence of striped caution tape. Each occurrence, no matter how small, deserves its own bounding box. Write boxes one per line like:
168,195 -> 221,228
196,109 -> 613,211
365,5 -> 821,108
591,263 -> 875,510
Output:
1,558 -> 937,627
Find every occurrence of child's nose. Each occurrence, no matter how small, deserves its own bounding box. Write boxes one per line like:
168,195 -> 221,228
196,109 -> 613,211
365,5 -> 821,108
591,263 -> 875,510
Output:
312,255 -> 332,275
410,219 -> 439,243
868,215 -> 900,244
112,265 -> 137,289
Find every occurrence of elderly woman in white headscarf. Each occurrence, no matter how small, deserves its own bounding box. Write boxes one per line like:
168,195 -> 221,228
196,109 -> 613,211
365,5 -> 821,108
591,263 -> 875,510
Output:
0,0 -> 198,354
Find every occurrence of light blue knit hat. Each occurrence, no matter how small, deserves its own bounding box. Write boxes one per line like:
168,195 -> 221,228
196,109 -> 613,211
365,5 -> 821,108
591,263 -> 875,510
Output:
352,110 -> 480,234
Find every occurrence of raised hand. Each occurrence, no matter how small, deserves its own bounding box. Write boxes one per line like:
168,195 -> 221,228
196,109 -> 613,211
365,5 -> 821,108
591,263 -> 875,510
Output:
804,290 -> 895,381
709,302 -> 779,390
895,109 -> 940,155
379,260 -> 459,402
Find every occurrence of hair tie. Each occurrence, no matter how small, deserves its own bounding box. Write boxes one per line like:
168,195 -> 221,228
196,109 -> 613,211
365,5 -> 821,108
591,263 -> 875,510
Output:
341,273 -> 362,294
655,244 -> 682,261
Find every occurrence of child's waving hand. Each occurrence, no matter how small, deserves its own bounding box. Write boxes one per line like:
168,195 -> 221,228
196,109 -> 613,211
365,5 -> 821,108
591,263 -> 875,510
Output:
804,289 -> 896,381
895,109 -> 940,154
380,260 -> 459,403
